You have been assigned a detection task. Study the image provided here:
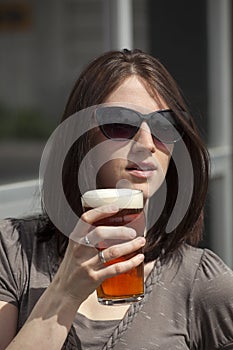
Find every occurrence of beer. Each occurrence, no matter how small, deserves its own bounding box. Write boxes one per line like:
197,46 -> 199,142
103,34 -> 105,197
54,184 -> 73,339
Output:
96,246 -> 144,303
81,189 -> 144,305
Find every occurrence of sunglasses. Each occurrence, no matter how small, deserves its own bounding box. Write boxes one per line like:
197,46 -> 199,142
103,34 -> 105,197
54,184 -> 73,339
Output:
95,106 -> 184,144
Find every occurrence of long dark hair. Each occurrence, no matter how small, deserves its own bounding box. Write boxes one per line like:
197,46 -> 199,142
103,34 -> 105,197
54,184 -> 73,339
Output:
40,49 -> 209,263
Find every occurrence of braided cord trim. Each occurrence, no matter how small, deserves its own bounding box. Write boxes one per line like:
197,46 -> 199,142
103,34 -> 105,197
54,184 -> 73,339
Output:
102,257 -> 163,350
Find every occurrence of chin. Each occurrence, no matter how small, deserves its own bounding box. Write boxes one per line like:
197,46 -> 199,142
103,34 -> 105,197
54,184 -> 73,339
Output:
130,185 -> 150,201
133,181 -> 165,202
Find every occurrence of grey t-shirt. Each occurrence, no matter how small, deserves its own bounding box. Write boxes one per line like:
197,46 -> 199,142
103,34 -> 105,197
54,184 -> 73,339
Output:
0,217 -> 233,350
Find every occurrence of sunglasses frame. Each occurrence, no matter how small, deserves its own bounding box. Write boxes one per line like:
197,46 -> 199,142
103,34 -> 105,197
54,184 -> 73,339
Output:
95,106 -> 184,144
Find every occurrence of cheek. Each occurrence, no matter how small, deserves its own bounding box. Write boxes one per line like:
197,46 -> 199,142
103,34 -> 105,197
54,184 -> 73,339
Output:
153,138 -> 174,154
154,142 -> 173,177
160,154 -> 172,175
153,139 -> 173,168
89,138 -> 131,186
147,155 -> 170,196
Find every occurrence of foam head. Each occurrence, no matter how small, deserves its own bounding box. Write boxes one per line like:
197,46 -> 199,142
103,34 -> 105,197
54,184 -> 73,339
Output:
81,188 -> 143,209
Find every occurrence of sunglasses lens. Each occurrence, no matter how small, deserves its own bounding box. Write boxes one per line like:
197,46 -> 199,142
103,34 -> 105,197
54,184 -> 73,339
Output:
101,123 -> 138,139
96,107 -> 139,140
151,111 -> 182,143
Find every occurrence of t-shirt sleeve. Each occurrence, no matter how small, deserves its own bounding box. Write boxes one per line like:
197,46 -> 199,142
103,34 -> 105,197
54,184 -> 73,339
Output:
190,248 -> 233,350
0,220 -> 26,307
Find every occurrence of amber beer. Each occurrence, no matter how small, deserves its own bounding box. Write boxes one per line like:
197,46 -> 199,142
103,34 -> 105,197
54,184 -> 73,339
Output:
81,189 -> 144,305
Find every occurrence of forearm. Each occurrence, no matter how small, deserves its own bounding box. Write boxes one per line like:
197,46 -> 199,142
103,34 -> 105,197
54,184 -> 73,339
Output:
5,215 -> 145,349
6,281 -> 81,350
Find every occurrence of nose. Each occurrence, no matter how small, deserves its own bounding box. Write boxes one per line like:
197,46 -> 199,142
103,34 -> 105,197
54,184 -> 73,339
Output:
133,121 -> 156,153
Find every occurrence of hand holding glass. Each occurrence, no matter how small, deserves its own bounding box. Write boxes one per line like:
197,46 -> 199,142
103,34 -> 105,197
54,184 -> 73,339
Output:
81,188 -> 144,305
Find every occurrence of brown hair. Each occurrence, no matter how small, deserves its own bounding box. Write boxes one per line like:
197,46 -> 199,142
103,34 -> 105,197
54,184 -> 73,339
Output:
42,49 -> 209,262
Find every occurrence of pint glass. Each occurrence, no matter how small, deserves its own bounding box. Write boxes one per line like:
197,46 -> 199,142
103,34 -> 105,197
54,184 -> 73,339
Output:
81,188 -> 144,305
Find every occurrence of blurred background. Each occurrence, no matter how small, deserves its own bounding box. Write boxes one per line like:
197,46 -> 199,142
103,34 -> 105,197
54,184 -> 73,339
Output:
0,0 -> 232,266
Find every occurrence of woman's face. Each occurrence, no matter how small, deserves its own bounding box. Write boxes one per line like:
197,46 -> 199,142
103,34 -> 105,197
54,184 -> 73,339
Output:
90,76 -> 173,200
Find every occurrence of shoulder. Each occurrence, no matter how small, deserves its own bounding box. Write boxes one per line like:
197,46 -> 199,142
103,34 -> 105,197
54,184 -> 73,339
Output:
178,244 -> 232,276
0,217 -> 39,305
0,216 -> 57,306
0,218 -> 25,252
0,216 -> 41,241
191,247 -> 233,322
179,244 -> 233,300
0,215 -> 49,236
0,216 -> 50,258
183,245 -> 233,349
187,245 -> 233,293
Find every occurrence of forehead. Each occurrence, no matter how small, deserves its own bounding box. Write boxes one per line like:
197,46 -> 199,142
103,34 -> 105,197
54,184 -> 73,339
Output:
104,76 -> 168,113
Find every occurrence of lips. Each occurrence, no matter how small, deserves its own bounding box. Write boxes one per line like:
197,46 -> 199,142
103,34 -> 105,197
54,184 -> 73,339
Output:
126,161 -> 157,179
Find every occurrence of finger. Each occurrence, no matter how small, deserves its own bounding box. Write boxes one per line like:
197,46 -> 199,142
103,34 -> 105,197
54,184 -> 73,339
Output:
96,236 -> 146,266
81,204 -> 119,225
70,205 -> 119,242
84,226 -> 137,246
97,251 -> 145,281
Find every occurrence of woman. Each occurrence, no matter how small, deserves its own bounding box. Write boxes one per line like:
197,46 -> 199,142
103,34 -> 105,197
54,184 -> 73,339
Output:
0,49 -> 233,349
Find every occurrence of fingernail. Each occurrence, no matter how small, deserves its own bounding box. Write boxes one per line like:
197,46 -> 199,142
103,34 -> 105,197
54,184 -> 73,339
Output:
138,237 -> 146,245
108,205 -> 119,212
128,228 -> 137,238
138,254 -> 145,262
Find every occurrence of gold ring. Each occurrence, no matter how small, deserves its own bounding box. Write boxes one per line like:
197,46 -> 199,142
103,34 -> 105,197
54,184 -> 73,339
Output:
98,250 -> 107,264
